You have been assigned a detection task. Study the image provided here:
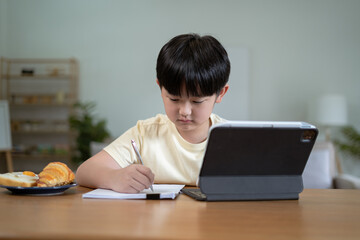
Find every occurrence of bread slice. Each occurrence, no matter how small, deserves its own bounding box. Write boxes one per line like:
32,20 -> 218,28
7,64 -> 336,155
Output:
0,172 -> 39,187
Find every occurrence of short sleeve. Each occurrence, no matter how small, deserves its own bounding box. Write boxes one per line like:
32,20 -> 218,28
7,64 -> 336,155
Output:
104,122 -> 144,168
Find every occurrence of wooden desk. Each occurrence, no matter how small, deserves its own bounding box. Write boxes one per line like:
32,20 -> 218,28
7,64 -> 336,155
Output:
0,187 -> 359,240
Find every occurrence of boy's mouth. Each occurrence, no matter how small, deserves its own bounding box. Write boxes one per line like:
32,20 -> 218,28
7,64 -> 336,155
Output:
178,118 -> 192,123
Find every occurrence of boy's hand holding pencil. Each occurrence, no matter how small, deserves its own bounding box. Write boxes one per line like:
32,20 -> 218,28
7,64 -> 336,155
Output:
109,164 -> 154,194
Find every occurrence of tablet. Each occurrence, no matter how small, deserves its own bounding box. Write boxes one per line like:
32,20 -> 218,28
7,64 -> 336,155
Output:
182,121 -> 318,201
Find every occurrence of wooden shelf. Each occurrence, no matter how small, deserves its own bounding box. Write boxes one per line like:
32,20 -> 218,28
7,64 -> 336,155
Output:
12,130 -> 71,135
10,103 -> 73,107
7,58 -> 74,64
0,58 -> 78,171
4,74 -> 72,79
11,153 -> 71,161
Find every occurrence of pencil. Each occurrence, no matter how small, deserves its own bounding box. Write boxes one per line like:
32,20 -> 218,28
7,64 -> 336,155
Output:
131,139 -> 154,191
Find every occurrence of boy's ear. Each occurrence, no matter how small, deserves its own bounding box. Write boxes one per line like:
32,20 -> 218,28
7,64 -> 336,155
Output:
215,84 -> 229,103
156,79 -> 160,88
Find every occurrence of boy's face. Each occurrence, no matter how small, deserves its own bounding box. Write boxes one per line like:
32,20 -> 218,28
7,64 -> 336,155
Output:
158,80 -> 228,143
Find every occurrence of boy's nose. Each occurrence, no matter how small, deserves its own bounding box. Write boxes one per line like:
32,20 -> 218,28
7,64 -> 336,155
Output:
179,102 -> 192,116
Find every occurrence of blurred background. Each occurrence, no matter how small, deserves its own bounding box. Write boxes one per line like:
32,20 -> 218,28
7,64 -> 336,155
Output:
0,0 -> 359,177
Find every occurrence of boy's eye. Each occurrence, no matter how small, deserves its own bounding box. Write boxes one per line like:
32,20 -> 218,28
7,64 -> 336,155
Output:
169,98 -> 179,102
192,98 -> 207,104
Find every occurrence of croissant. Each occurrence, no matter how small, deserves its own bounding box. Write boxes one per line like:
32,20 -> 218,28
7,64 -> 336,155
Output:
37,162 -> 75,187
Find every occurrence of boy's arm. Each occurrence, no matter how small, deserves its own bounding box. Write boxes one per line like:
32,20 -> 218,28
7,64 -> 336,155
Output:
76,150 -> 154,193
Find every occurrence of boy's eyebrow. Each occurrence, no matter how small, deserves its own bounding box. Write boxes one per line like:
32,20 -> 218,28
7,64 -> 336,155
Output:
166,93 -> 179,97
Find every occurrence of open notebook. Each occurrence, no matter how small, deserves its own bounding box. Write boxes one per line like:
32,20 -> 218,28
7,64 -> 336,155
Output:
82,184 -> 185,200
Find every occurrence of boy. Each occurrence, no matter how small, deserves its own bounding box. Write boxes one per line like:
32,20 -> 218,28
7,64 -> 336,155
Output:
76,33 -> 231,193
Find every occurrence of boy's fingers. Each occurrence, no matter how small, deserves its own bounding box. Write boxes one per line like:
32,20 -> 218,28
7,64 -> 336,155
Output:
135,165 -> 155,183
129,177 -> 148,192
132,172 -> 150,187
112,165 -> 154,193
133,167 -> 154,189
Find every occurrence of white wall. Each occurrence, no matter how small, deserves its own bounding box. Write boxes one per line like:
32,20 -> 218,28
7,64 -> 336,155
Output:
2,0 -> 360,139
0,0 -> 7,56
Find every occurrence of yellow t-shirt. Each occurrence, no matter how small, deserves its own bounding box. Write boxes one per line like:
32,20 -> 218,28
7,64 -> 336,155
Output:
104,113 -> 226,186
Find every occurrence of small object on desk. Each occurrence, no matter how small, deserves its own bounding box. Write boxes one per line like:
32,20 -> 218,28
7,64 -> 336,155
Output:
181,188 -> 207,201
82,184 -> 185,200
131,139 -> 154,191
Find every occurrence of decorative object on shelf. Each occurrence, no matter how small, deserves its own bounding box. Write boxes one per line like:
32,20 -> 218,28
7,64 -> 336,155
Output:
56,90 -> 65,104
21,68 -> 35,76
47,66 -> 65,76
69,101 -> 111,165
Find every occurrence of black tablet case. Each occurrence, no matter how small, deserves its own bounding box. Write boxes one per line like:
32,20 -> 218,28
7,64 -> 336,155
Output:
197,122 -> 318,201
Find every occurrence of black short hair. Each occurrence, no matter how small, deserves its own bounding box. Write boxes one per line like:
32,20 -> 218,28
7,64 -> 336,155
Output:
156,33 -> 230,97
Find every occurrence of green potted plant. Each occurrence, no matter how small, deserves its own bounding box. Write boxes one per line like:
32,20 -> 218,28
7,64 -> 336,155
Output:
335,126 -> 360,160
69,101 -> 111,165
